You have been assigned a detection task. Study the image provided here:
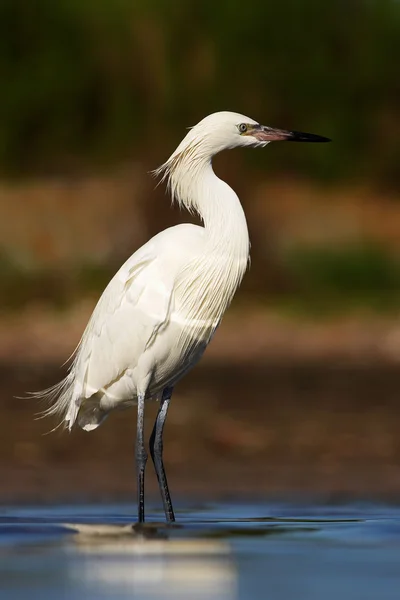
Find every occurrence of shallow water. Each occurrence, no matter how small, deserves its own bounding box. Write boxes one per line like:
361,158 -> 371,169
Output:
1,502 -> 400,600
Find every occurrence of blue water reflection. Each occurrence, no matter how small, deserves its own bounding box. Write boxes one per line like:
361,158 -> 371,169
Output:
1,502 -> 400,600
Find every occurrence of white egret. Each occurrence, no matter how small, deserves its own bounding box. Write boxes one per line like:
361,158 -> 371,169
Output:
39,111 -> 330,522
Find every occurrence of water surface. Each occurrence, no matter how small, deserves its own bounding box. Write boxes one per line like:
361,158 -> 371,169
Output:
1,502 -> 400,599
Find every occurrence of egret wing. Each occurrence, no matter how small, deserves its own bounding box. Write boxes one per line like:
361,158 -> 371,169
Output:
75,246 -> 175,398
37,223 -> 203,428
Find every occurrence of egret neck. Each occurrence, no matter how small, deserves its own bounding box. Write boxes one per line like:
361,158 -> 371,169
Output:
173,155 -> 249,250
167,155 -> 250,342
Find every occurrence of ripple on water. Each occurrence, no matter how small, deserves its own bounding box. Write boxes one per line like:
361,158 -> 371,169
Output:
1,502 -> 400,600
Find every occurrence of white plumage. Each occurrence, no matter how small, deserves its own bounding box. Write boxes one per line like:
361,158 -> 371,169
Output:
43,112 -> 258,431
36,111 -> 329,521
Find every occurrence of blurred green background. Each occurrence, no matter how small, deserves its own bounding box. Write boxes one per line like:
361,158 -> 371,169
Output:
1,0 -> 399,181
1,0 -> 400,503
1,0 -> 400,310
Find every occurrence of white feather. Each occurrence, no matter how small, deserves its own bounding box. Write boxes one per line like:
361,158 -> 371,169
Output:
40,111 -> 258,430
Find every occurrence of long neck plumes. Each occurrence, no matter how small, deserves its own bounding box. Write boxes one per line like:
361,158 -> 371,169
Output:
156,143 -> 250,259
155,139 -> 250,345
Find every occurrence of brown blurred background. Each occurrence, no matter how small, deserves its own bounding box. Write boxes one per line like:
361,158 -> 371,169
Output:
1,0 -> 400,504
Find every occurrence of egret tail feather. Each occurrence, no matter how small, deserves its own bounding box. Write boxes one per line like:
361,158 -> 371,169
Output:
31,372 -> 78,430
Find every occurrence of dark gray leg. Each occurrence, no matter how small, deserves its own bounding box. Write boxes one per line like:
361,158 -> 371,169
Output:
136,393 -> 148,523
149,387 -> 175,523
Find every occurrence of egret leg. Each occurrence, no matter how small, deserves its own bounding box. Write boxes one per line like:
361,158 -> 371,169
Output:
149,387 -> 175,523
136,393 -> 148,523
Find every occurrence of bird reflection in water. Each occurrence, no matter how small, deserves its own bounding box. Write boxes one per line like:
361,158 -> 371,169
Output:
65,522 -> 237,599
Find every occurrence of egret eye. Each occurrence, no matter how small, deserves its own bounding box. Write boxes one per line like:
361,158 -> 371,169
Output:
238,123 -> 248,134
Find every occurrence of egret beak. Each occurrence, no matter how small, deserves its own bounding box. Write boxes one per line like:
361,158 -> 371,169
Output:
255,125 -> 331,143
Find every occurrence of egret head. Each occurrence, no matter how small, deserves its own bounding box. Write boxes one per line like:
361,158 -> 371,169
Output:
167,111 -> 330,161
154,111 -> 330,206
232,117 -> 331,147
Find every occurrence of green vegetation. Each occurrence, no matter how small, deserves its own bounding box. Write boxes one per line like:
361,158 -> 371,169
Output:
0,0 -> 399,184
279,243 -> 400,315
0,252 -> 114,310
285,244 -> 400,294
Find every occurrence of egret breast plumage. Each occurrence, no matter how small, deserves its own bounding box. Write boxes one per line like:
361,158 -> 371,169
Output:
36,111 -> 330,522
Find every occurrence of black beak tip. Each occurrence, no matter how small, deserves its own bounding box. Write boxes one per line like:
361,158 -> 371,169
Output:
289,131 -> 331,143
